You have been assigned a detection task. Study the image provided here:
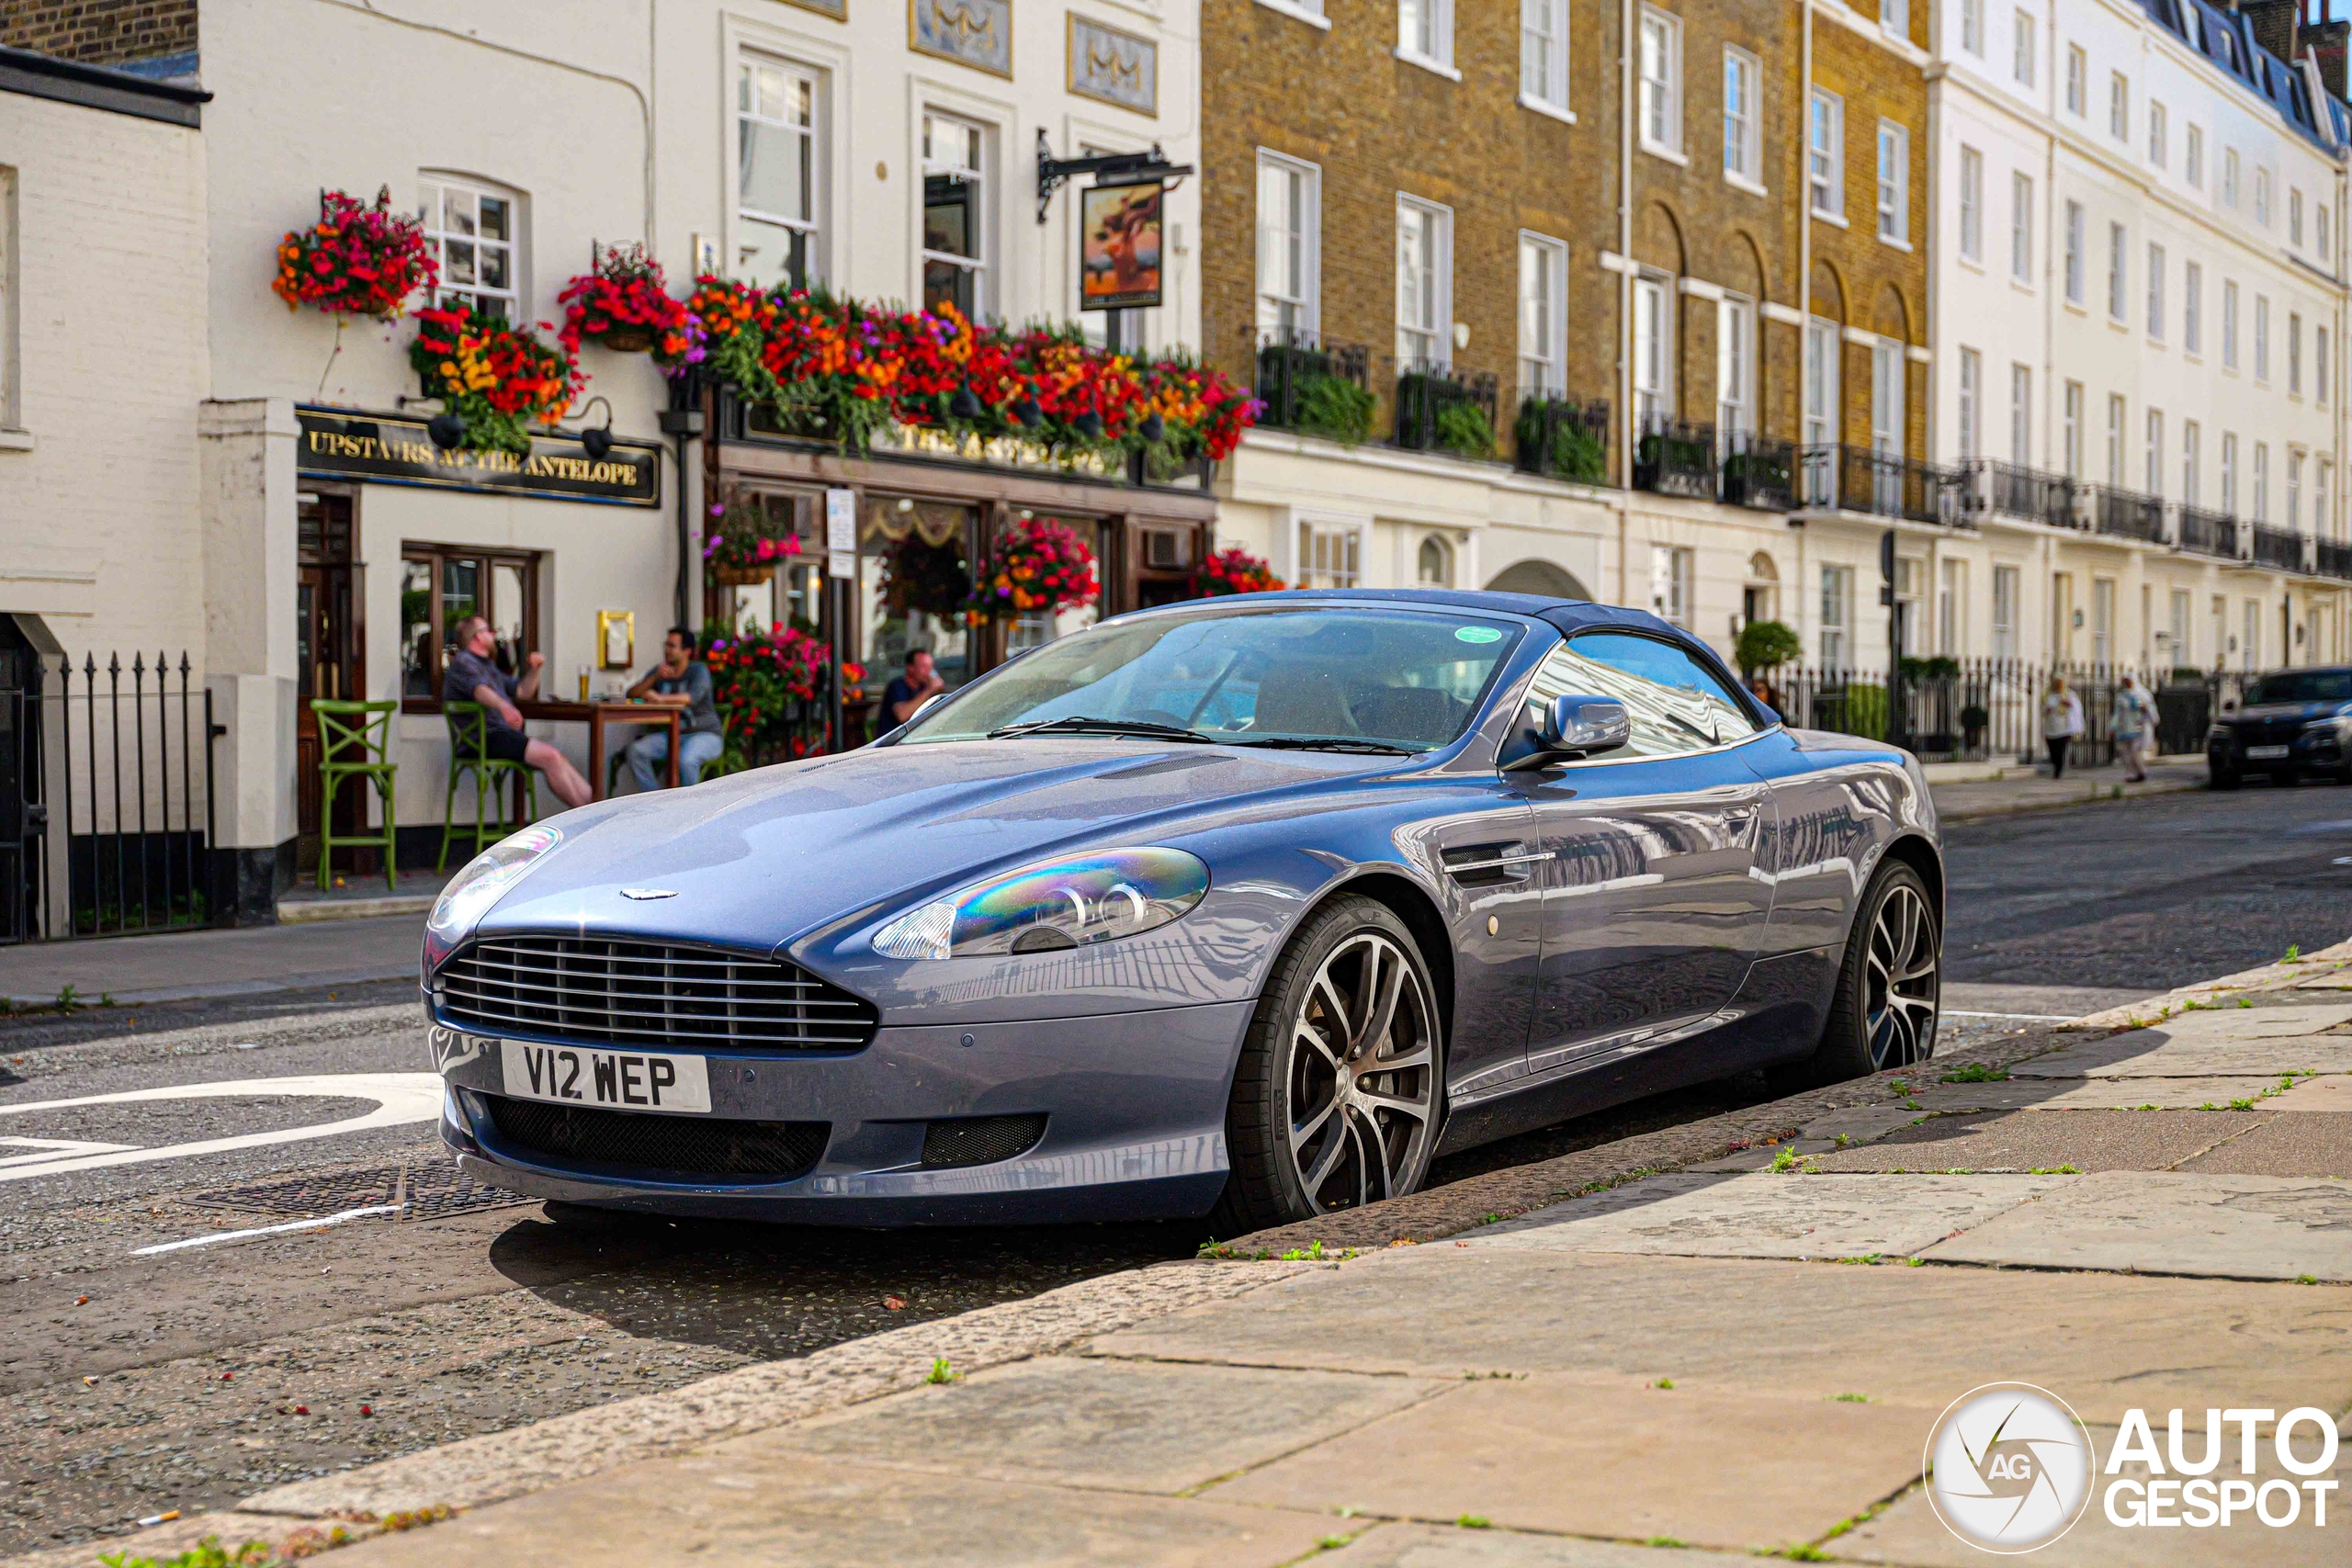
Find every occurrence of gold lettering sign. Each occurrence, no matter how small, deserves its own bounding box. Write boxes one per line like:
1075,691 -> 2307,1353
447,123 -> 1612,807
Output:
1069,16 -> 1156,116
294,408 -> 662,507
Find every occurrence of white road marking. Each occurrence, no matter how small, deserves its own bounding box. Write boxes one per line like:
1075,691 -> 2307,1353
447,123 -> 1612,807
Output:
132,1204 -> 404,1256
0,1136 -> 140,1169
1943,1010 -> 2078,1021
0,1073 -> 444,1182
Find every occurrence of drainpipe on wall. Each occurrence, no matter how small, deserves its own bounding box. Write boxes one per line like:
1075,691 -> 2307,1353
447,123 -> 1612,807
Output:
661,396 -> 707,630
1619,0 -> 1637,608
1795,0 -> 1814,659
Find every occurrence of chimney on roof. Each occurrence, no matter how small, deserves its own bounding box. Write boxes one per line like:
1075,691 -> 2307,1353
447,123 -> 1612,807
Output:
2244,0 -> 2302,66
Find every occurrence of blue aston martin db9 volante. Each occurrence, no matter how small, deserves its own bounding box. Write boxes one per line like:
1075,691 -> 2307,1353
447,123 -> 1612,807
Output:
424,590 -> 1941,1230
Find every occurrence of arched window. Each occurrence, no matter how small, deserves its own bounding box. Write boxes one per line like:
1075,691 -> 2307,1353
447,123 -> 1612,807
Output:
1417,535 -> 1454,588
1485,558 -> 1590,601
1743,551 -> 1780,626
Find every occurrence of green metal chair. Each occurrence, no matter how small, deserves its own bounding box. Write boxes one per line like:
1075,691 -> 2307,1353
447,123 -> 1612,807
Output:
312,699 -> 400,893
438,701 -> 537,872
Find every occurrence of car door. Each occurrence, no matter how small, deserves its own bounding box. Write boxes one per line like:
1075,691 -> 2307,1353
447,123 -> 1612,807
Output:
1519,631 -> 1777,1077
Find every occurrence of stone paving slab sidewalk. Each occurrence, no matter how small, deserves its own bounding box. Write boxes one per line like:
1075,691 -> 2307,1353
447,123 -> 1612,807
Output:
23,942 -> 2352,1568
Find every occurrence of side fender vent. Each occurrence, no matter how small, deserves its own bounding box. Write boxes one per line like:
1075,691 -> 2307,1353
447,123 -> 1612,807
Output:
1441,842 -> 1550,888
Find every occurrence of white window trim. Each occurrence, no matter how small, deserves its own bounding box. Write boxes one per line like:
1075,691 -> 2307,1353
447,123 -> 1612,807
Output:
1521,0 -> 1572,118
1254,149 -> 1322,339
1637,6 -> 1685,162
2010,170 -> 2033,285
419,173 -> 525,319
1723,45 -> 1761,189
1957,144 -> 1983,264
1395,193 -> 1454,369
1291,513 -> 1369,591
1253,0 -> 1331,28
1876,119 -> 1911,248
1397,0 -> 1459,79
1517,229 -> 1569,399
734,51 -> 829,294
1809,88 -> 1846,221
919,108 -> 992,319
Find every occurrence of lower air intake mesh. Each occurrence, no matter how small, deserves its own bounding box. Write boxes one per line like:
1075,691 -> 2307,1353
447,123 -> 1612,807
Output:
920,1112 -> 1049,1169
484,1095 -> 828,1180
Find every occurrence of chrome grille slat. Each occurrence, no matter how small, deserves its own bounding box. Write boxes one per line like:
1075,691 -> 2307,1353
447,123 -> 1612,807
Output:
439,935 -> 879,1054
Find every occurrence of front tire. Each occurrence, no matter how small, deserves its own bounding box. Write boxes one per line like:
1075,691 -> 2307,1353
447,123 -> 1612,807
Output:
1211,896 -> 1444,1235
2210,763 -> 2240,790
1773,861 -> 1940,1091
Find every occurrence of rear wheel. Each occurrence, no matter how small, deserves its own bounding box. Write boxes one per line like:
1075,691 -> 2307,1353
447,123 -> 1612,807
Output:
1771,862 -> 1940,1091
1211,896 -> 1443,1235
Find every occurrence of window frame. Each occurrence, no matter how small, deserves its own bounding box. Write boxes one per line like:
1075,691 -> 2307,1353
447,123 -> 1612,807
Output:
399,544 -> 542,712
1254,149 -> 1322,339
2109,71 -> 2129,141
1398,0 -> 1456,74
2224,147 -> 2241,208
2010,170 -> 2033,282
2255,166 -> 2272,227
2064,199 -> 2085,304
2146,242 -> 2165,341
1723,45 -> 1761,186
1638,7 -> 1685,159
2255,293 -> 2270,382
735,52 -> 827,293
1957,345 -> 1980,459
2183,259 -> 2201,355
2223,278 -> 2240,369
1517,230 -> 1568,398
2148,100 -> 2167,169
1717,294 -> 1757,437
1958,145 -> 1983,262
1633,272 -> 1674,425
2009,362 -> 2031,464
2013,9 -> 2035,86
1521,0 -> 1569,113
418,174 -> 523,320
1395,193 -> 1453,368
2107,220 -> 2128,322
920,110 -> 990,318
1808,89 -> 1846,220
2064,45 -> 2086,116
2187,124 -> 2204,188
1876,119 -> 1910,245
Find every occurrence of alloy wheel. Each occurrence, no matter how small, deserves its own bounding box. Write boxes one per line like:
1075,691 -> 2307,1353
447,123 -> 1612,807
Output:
1865,883 -> 1939,1070
1284,931 -> 1438,1213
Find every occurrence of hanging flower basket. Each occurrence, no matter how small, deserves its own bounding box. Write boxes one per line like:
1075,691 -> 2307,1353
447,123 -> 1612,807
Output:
877,535 -> 972,621
408,306 -> 582,456
703,491 -> 803,587
272,186 -> 438,321
966,514 -> 1099,621
559,243 -> 693,359
1190,546 -> 1283,598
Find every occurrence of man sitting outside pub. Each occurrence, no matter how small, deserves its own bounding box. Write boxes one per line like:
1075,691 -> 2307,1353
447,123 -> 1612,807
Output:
884,647 -> 946,728
627,626 -> 727,789
443,615 -> 594,810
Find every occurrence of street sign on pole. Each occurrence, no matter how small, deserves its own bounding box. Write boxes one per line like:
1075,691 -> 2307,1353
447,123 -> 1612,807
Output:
824,488 -> 856,581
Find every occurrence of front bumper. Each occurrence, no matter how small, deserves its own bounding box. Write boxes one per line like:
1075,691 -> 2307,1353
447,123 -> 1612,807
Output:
2210,726 -> 2347,772
430,1000 -> 1252,1224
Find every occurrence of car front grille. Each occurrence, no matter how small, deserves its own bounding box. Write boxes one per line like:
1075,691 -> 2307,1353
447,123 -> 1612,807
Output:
483,1094 -> 829,1180
2236,717 -> 2306,748
436,935 -> 878,1053
921,1112 -> 1049,1169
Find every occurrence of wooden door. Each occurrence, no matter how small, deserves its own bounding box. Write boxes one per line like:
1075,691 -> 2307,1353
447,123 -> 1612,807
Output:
296,493 -> 364,870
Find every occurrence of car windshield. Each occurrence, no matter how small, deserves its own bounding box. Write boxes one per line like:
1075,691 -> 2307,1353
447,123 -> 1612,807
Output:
896,606 -> 1525,750
2245,671 -> 2352,705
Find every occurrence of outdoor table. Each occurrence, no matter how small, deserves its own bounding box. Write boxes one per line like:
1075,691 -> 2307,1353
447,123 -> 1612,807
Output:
516,699 -> 681,798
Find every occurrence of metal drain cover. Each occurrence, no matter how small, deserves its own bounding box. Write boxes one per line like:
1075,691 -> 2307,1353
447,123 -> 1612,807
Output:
187,1159 -> 533,1221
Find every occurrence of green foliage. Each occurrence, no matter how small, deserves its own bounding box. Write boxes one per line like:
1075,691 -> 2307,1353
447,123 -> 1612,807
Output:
1899,655 -> 1962,681
1735,619 -> 1802,676
101,1540 -> 274,1568
1513,399 -> 1608,482
1435,400 -> 1497,458
1294,375 -> 1375,445
925,1357 -> 960,1384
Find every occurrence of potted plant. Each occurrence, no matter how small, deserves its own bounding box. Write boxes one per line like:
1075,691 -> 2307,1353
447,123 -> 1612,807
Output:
1435,400 -> 1496,459
559,243 -> 692,357
1734,619 -> 1802,679
702,494 -> 803,587
1295,375 -> 1375,445
272,187 -> 438,321
408,306 -> 581,455
966,514 -> 1100,621
876,535 -> 972,621
1189,546 -> 1283,598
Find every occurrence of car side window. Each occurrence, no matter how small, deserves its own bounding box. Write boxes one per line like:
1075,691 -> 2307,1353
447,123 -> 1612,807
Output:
1524,632 -> 1759,759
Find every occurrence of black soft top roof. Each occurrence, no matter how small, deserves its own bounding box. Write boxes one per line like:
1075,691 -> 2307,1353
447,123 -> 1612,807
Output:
1212,587 -> 1684,640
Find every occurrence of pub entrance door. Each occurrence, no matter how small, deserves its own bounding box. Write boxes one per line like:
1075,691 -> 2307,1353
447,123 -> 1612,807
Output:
296,491 -> 365,876
0,618 -> 42,943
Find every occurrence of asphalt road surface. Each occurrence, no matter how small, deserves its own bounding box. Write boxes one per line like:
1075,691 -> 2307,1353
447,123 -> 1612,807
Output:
4,780 -> 2350,1555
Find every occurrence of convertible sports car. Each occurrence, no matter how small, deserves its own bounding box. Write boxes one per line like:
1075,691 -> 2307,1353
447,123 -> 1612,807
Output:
424,589 -> 1942,1230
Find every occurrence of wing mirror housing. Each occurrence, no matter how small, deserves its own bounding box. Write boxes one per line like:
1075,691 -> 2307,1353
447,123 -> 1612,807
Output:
1505,694 -> 1631,770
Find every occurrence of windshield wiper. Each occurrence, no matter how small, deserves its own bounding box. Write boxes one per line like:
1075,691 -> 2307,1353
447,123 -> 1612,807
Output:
987,716 -> 1215,742
1233,736 -> 1423,755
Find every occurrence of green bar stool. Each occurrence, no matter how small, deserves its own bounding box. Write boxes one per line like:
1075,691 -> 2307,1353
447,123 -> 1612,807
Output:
312,699 -> 400,893
439,702 -> 538,872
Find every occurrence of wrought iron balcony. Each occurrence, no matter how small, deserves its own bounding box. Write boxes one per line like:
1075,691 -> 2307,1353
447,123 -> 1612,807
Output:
2317,537 -> 2352,581
2088,484 -> 2167,544
1393,360 -> 1501,457
1511,396 -> 1611,484
2250,524 -> 2307,572
1718,431 -> 1795,511
1250,329 -> 1374,442
2173,503 -> 2238,558
1633,415 -> 1718,498
1799,445 -> 1972,526
1958,459 -> 2080,529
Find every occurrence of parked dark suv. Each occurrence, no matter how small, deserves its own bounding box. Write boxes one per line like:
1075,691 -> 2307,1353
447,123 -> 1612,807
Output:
2209,668 -> 2352,788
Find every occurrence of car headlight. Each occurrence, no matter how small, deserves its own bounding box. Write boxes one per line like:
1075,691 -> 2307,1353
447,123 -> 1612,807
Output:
427,824 -> 563,940
872,847 -> 1208,961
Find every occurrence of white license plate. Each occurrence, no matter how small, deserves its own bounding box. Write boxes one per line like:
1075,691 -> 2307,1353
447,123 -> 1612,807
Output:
501,1042 -> 711,1113
2246,745 -> 2292,760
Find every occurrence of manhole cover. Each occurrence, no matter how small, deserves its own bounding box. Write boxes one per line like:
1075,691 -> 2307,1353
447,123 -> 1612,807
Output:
187,1158 -> 533,1221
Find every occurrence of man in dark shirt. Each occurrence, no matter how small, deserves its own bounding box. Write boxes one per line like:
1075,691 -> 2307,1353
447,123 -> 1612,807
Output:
626,626 -> 728,789
441,615 -> 593,809
884,648 -> 945,728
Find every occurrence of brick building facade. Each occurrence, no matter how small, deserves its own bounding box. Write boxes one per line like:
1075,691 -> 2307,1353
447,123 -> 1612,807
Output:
0,0 -> 196,67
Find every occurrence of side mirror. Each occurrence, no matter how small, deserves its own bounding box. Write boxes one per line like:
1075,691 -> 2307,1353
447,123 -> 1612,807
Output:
1507,694 -> 1630,769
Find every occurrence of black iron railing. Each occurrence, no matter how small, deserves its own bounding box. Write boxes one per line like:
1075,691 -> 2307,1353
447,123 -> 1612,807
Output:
2250,525 -> 2306,571
1801,445 -> 1972,526
1962,460 -> 2080,529
1633,415 -> 1717,498
2090,484 -> 2167,543
1250,329 -> 1374,442
2317,536 -> 2352,581
1755,658 -> 2188,767
16,652 -> 220,941
1392,361 -> 1500,457
1719,432 -> 1795,511
1511,396 -> 1611,483
2174,503 -> 2238,558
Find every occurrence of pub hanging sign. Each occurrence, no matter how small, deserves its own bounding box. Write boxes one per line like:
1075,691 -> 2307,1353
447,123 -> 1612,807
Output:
295,407 -> 662,508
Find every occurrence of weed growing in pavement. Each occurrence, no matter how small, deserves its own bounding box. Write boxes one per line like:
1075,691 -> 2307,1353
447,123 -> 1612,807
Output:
101,1540 -> 274,1568
925,1358 -> 960,1384
2228,1098 -> 2258,1111
1643,1537 -> 1689,1548
1904,1258 -> 1928,1267
1834,1134 -> 1851,1148
2238,998 -> 2255,1008
1888,1078 -> 1910,1095
1774,1545 -> 1832,1562
2027,1166 -> 2083,1175
1649,1377 -> 1675,1390
2286,944 -> 2303,963
1454,1515 -> 1492,1529
1836,1255 -> 1883,1266
1315,1536 -> 1355,1550
375,1507 -> 452,1533
2136,1104 -> 2160,1111
1831,1392 -> 1871,1403
54,984 -> 80,1010
1818,1493 -> 1901,1543
2298,1275 -> 2321,1285
1903,1099 -> 1924,1111
1939,1064 -> 2010,1082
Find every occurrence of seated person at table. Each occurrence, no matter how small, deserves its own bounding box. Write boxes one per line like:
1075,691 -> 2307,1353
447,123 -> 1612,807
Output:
441,615 -> 593,810
884,648 -> 946,728
626,626 -> 727,790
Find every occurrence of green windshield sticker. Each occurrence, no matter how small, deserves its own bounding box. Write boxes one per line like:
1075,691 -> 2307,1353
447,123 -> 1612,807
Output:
1454,626 -> 1504,644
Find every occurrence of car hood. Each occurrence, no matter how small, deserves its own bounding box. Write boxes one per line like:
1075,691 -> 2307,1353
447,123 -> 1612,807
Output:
474,739 -> 1363,953
2228,702 -> 2349,724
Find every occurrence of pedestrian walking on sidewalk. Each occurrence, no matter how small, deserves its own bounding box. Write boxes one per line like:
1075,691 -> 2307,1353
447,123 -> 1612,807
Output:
2041,675 -> 2086,778
2110,672 -> 2154,782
